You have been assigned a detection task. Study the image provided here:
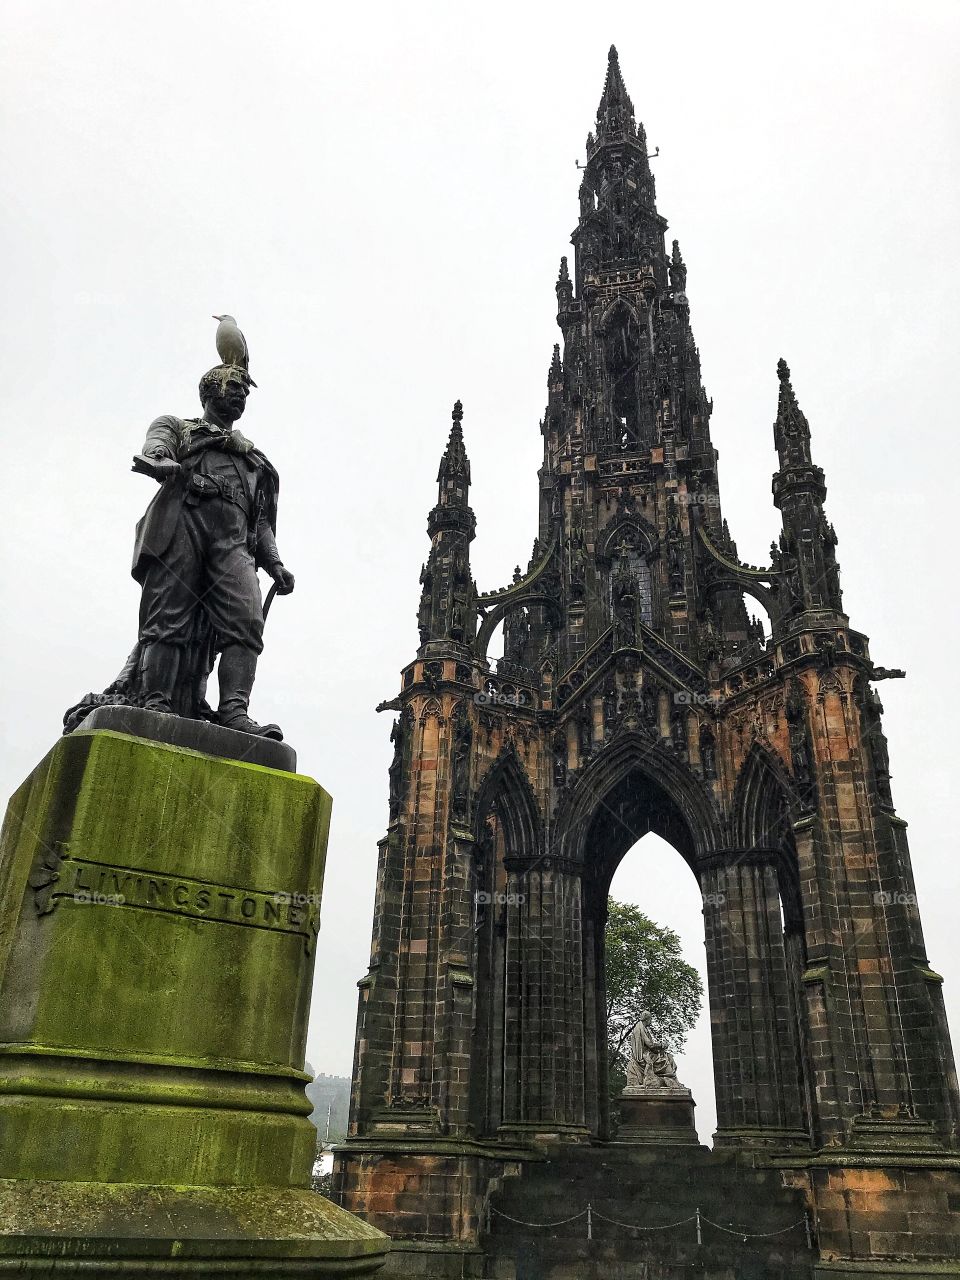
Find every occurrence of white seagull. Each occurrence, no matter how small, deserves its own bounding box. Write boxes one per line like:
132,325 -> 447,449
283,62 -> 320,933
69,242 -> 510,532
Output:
212,314 -> 257,386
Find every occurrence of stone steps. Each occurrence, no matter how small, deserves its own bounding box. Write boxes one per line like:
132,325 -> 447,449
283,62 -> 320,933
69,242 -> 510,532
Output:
481,1141 -> 815,1280
485,1242 -> 811,1280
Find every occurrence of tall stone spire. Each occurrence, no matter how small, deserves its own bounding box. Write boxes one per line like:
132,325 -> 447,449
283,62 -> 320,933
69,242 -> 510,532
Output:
771,359 -> 843,616
773,358 -> 812,469
418,401 -> 477,648
437,399 -> 470,493
670,239 -> 687,293
595,45 -> 636,141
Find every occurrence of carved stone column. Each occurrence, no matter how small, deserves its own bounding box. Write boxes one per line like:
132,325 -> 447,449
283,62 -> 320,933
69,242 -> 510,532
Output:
499,859 -> 588,1142
700,851 -> 807,1149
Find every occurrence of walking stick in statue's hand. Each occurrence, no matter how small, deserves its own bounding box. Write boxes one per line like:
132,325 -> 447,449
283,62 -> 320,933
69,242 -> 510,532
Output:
262,582 -> 279,624
263,565 -> 295,623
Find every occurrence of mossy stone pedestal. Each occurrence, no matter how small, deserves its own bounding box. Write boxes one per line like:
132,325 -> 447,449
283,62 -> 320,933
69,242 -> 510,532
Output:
0,722 -> 388,1276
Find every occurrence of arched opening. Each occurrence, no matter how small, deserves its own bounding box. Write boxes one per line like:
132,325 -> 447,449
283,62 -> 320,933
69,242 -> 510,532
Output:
469,751 -> 543,1138
733,743 -> 814,1141
466,734 -> 812,1151
578,763 -> 704,1139
600,300 -> 651,450
704,584 -> 776,668
485,616 -> 505,664
606,834 -> 713,1140
564,743 -> 810,1147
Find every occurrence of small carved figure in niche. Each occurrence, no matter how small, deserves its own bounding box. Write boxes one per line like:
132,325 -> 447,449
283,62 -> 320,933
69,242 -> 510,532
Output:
862,688 -> 894,807
670,708 -> 687,757
641,685 -> 658,729
786,684 -> 817,811
552,733 -> 567,789
450,704 -> 473,824
474,815 -> 495,933
668,544 -> 684,595
612,549 -> 638,645
869,724 -> 894,807
700,727 -> 717,780
603,686 -> 618,738
780,542 -> 803,612
618,680 -> 641,731
417,584 -> 432,645
450,598 -> 466,642
624,1012 -> 687,1093
388,713 -> 408,821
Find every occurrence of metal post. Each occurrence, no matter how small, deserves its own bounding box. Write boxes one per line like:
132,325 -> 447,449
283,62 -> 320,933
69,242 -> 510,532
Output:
695,1207 -> 702,1246
587,1203 -> 593,1241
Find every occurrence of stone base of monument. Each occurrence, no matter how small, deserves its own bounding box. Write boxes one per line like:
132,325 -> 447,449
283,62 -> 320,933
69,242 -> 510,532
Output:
616,1088 -> 699,1144
0,720 -> 388,1277
0,1182 -> 386,1275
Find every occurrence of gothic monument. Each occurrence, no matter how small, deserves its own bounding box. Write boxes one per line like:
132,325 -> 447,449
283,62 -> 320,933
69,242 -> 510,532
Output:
334,47 -> 960,1278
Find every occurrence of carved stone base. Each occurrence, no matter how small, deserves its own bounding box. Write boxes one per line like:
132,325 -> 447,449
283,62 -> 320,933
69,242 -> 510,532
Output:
0,1180 -> 389,1275
73,702 -> 297,772
616,1089 -> 698,1144
0,729 -> 387,1276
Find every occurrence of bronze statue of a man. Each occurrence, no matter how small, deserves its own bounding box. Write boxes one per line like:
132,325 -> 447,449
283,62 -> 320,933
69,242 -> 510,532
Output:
65,345 -> 295,741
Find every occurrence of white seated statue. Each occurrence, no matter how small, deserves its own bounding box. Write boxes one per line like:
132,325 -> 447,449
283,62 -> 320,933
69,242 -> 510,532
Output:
623,1010 -> 690,1095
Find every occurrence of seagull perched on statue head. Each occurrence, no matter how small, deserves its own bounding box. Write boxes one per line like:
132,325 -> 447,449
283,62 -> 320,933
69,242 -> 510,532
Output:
212,314 -> 257,386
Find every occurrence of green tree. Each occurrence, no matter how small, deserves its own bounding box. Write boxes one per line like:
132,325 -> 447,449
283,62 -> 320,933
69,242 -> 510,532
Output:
604,897 -> 703,1097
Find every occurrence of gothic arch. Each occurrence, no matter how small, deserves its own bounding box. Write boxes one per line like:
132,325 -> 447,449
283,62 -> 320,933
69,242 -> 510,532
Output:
474,592 -> 561,663
474,745 -> 542,860
596,512 -> 660,564
554,731 -> 722,870
705,574 -> 778,618
597,293 -> 644,332
731,740 -> 803,932
732,739 -> 796,848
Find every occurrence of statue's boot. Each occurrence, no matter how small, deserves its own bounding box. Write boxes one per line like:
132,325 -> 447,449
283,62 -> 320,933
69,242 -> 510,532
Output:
217,644 -> 283,741
140,641 -> 181,714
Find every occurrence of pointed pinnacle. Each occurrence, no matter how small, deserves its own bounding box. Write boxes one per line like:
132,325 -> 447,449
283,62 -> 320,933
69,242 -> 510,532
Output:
445,399 -> 467,459
558,255 -> 570,284
438,400 -> 470,485
774,357 -> 813,464
597,42 -> 634,125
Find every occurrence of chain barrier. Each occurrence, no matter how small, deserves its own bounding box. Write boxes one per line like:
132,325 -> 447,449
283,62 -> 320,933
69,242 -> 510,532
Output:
591,1207 -> 698,1232
488,1202 -> 813,1247
489,1206 -> 588,1229
698,1211 -> 810,1241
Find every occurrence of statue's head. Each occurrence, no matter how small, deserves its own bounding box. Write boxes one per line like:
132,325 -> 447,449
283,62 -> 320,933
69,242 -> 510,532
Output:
199,364 -> 252,423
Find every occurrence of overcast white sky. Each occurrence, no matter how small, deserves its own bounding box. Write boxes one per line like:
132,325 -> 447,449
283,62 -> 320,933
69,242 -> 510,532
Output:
2,1 -> 958,1143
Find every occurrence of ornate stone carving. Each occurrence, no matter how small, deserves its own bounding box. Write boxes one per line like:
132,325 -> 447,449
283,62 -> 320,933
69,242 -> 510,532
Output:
623,1012 -> 690,1096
